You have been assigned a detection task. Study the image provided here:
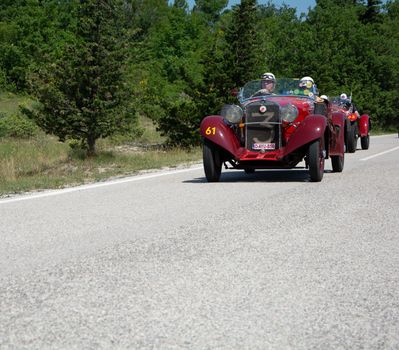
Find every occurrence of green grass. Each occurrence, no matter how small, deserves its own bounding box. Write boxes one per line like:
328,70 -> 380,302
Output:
105,114 -> 166,146
0,134 -> 201,196
135,114 -> 166,144
0,92 -> 32,116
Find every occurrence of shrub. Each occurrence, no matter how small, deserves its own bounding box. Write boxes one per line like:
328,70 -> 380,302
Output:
0,113 -> 39,138
157,97 -> 202,148
0,68 -> 8,91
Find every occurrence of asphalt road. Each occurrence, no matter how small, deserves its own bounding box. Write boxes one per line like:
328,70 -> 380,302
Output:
1,134 -> 398,349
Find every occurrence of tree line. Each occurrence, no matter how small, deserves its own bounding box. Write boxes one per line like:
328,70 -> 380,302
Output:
0,0 -> 398,153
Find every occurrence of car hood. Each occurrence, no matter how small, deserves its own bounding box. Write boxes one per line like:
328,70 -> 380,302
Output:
242,95 -> 315,114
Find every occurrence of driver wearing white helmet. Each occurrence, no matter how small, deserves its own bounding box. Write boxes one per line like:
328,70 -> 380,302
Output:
339,92 -> 357,112
252,72 -> 276,96
261,72 -> 276,93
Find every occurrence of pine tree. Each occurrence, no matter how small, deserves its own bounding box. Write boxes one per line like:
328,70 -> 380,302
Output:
193,0 -> 228,24
28,0 -> 137,156
224,0 -> 258,88
361,0 -> 382,23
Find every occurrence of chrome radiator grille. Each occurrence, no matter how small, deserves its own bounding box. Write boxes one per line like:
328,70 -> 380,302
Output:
244,101 -> 281,151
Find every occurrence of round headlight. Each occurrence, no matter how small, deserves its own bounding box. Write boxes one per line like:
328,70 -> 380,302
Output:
221,104 -> 243,124
280,104 -> 298,123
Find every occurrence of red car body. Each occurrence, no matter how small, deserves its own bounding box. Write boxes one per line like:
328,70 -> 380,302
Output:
331,98 -> 370,152
200,79 -> 346,182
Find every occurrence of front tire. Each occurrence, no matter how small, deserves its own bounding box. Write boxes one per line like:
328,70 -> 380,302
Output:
308,138 -> 325,182
203,139 -> 222,182
331,154 -> 344,172
361,135 -> 370,150
346,123 -> 358,153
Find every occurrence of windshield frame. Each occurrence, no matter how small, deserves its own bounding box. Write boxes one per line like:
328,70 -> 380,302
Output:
238,78 -> 318,103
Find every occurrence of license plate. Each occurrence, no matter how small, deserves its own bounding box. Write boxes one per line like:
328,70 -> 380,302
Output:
253,143 -> 275,150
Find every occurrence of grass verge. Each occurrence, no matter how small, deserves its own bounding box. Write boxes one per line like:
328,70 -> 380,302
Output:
0,135 -> 202,196
0,92 -> 32,115
0,93 -> 201,196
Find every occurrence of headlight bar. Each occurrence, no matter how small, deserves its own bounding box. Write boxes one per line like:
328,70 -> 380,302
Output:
221,104 -> 243,124
280,104 -> 298,123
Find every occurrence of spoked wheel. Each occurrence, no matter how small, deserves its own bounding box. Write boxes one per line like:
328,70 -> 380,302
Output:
361,135 -> 370,150
203,138 -> 222,182
308,138 -> 325,182
346,123 -> 358,153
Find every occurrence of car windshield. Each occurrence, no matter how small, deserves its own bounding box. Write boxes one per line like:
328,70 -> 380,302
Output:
239,78 -> 317,102
331,97 -> 351,110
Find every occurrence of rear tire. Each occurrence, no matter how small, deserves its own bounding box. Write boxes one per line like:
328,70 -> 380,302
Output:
203,139 -> 222,182
361,135 -> 370,150
308,139 -> 325,182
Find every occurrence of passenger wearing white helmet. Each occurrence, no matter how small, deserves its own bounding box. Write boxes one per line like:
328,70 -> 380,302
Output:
298,76 -> 317,97
300,76 -> 314,86
252,72 -> 276,96
314,92 -> 329,115
340,93 -> 348,100
320,94 -> 329,101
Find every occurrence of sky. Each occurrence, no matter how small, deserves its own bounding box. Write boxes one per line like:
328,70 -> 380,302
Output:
187,0 -> 317,15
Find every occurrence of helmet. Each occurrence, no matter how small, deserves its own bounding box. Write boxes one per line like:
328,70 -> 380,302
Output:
300,76 -> 314,83
261,72 -> 276,82
340,93 -> 348,99
320,94 -> 329,101
260,72 -> 276,92
299,76 -> 314,89
301,77 -> 314,84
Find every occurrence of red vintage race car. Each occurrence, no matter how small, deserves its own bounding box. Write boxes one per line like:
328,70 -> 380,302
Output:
200,78 -> 346,182
331,96 -> 370,153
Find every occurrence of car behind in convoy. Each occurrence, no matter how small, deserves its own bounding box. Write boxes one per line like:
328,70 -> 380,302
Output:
200,78 -> 346,182
331,96 -> 370,153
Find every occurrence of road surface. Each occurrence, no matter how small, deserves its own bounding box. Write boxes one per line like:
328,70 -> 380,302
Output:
1,134 -> 398,349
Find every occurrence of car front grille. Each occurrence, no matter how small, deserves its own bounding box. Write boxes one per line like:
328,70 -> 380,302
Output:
244,101 -> 281,151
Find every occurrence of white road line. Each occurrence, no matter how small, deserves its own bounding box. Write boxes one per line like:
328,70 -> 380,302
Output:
0,165 -> 203,204
360,146 -> 399,161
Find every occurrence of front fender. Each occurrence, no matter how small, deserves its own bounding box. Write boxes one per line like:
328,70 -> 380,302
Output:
358,114 -> 370,137
330,112 -> 345,155
284,115 -> 327,154
332,112 -> 346,129
200,115 -> 240,157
